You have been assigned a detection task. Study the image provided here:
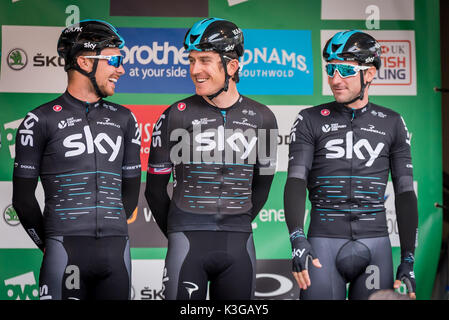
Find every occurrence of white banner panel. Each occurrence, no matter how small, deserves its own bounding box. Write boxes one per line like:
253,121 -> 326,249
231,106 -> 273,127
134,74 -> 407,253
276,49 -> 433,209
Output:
131,259 -> 165,300
321,30 -> 417,96
0,25 -> 66,93
321,0 -> 414,20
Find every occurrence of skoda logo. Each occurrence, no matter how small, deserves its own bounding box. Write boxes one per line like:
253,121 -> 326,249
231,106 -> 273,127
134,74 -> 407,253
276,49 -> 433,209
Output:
3,205 -> 20,227
7,48 -> 28,71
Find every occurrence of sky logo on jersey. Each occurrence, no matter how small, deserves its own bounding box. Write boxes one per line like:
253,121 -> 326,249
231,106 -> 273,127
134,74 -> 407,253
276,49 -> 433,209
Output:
115,28 -> 193,94
325,131 -> 385,167
63,126 -> 122,162
238,29 -> 313,95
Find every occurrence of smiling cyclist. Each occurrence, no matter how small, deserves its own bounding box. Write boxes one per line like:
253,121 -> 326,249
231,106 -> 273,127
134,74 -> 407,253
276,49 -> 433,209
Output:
12,20 -> 141,300
284,30 -> 418,300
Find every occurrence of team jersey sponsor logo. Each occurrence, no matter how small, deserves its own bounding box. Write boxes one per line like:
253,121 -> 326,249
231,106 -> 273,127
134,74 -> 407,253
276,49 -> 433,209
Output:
321,123 -> 347,133
371,110 -> 387,118
191,118 -> 217,126
63,125 -> 123,162
325,131 -> 385,167
193,126 -> 258,160
151,114 -> 165,148
360,125 -> 386,136
19,112 -> 39,147
232,118 -> 257,128
57,117 -> 82,129
242,109 -> 256,116
96,117 -> 121,128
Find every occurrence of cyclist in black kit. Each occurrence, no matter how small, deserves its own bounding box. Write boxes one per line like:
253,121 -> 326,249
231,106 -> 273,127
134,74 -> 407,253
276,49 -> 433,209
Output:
284,30 -> 418,299
145,18 -> 278,300
12,20 -> 141,300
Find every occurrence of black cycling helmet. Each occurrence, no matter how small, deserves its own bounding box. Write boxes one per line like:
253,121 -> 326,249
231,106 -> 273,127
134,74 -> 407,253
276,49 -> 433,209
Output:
184,18 -> 244,100
57,19 -> 125,98
323,30 -> 381,104
323,30 -> 381,69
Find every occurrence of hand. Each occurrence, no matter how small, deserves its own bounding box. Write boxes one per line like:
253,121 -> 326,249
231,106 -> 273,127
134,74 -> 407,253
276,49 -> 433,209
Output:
394,252 -> 416,299
290,228 -> 322,290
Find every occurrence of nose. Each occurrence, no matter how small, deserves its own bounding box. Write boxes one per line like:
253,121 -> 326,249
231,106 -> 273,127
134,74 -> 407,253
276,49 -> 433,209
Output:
116,64 -> 125,76
190,61 -> 201,75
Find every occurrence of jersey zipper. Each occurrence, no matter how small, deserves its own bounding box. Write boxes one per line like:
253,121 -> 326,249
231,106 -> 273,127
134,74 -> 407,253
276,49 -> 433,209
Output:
349,108 -> 355,239
217,110 -> 227,218
85,103 -> 100,238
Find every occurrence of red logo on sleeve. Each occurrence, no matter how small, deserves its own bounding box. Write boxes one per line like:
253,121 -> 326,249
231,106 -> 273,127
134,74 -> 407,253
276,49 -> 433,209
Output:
53,105 -> 62,112
321,109 -> 330,116
177,103 -> 186,111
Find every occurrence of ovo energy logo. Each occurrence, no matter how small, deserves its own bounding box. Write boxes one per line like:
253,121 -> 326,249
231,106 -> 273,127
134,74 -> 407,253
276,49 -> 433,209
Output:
4,271 -> 39,300
7,48 -> 28,71
3,118 -> 23,159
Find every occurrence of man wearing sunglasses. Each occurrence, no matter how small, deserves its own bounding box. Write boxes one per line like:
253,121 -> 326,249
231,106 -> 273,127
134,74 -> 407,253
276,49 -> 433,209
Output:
12,20 -> 141,300
145,18 -> 278,300
284,30 -> 418,300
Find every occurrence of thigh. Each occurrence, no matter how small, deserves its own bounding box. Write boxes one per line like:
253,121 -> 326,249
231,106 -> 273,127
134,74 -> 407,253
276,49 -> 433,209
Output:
209,233 -> 256,300
93,237 -> 131,300
300,237 -> 347,300
348,237 -> 394,300
39,237 -> 68,300
39,236 -> 88,300
163,232 -> 208,300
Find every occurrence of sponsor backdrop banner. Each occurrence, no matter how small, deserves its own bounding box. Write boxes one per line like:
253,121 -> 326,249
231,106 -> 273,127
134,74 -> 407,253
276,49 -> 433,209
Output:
0,0 -> 442,300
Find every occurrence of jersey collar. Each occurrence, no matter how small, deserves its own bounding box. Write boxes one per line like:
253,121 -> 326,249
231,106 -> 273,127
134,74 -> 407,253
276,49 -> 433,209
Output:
334,101 -> 371,118
63,90 -> 103,110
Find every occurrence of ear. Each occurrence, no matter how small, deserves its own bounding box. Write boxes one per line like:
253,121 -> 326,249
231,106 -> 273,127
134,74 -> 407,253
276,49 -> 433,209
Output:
363,66 -> 377,84
76,55 -> 93,73
226,59 -> 240,78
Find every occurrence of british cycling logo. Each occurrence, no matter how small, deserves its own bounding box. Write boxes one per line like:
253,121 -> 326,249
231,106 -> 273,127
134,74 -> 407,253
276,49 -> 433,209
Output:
7,48 -> 28,71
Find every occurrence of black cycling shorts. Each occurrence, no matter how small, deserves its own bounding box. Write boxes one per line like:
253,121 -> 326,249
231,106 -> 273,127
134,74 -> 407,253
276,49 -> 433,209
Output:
300,236 -> 393,300
39,236 -> 131,300
162,231 -> 256,300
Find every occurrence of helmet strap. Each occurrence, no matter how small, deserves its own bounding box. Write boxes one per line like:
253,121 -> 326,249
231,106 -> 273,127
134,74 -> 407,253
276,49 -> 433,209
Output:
207,54 -> 231,100
343,68 -> 368,106
73,48 -> 107,99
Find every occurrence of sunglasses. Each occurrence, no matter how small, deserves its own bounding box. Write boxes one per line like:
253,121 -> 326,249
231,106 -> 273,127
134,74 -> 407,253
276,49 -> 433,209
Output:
83,55 -> 124,68
325,63 -> 371,78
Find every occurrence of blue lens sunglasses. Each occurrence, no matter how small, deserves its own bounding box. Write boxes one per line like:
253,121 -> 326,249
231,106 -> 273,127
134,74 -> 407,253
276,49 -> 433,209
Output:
83,55 -> 124,68
325,63 -> 371,78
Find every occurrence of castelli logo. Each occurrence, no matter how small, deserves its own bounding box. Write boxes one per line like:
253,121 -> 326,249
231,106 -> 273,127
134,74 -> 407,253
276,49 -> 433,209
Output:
53,105 -> 62,112
321,109 -> 330,116
177,103 -> 186,111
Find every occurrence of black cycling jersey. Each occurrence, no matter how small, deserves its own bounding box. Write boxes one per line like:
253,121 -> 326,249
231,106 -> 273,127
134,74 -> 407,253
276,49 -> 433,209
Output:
13,91 -> 141,238
288,101 -> 414,239
147,94 -> 278,233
